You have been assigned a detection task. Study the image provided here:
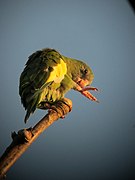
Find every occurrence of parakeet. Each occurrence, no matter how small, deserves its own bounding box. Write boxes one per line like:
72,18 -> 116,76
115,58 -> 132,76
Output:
19,48 -> 98,123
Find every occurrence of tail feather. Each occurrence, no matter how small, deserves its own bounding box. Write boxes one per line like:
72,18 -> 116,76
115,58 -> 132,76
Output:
24,93 -> 41,123
24,110 -> 32,123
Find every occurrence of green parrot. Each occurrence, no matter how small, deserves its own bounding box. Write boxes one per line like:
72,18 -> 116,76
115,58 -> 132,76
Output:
19,48 -> 98,123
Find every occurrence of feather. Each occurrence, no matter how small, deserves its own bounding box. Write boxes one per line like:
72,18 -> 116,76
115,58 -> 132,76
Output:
19,48 -> 68,122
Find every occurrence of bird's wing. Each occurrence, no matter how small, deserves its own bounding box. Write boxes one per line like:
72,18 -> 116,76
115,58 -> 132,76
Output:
19,49 -> 67,123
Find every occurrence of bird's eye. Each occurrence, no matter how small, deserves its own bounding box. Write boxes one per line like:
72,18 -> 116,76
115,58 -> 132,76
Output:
80,68 -> 88,75
84,69 -> 88,74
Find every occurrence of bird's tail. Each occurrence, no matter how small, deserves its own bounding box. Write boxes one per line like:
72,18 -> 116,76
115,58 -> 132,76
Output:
24,110 -> 32,123
24,93 -> 40,123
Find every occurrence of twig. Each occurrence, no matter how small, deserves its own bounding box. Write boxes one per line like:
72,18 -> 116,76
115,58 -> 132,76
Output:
0,98 -> 72,179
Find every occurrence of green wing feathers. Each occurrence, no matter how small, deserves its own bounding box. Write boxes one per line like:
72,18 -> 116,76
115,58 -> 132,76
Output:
19,48 -> 94,123
19,49 -> 66,123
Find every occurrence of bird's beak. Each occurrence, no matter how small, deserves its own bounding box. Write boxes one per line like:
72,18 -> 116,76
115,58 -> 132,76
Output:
77,78 -> 90,88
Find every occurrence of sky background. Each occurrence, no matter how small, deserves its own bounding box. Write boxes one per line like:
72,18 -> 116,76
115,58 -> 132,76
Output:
0,0 -> 135,180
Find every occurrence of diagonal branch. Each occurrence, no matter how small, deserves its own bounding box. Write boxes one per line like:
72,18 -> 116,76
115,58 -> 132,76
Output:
0,98 -> 72,179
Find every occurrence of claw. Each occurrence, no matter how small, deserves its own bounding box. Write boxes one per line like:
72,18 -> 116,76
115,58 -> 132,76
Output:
75,79 -> 99,102
76,85 -> 99,102
46,98 -> 72,118
81,86 -> 98,92
81,90 -> 99,102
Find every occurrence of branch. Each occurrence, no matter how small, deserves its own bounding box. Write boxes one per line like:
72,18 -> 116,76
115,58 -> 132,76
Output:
0,98 -> 72,179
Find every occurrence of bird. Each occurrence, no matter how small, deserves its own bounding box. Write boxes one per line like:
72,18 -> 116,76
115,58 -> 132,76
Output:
19,48 -> 98,123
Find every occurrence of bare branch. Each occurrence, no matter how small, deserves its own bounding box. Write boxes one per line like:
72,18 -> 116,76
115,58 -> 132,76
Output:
0,98 -> 72,179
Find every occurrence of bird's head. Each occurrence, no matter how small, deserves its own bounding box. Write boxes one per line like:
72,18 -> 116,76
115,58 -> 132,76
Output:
75,61 -> 94,88
69,59 -> 94,89
64,56 -> 98,102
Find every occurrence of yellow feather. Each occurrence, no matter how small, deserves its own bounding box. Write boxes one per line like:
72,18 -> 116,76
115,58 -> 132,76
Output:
46,58 -> 67,83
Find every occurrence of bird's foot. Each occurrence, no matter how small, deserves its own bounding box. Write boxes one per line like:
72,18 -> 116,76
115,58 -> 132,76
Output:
81,86 -> 98,92
48,98 -> 72,118
38,98 -> 72,118
77,85 -> 99,102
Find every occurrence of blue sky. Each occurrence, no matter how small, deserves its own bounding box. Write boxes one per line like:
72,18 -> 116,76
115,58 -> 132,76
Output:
0,0 -> 135,179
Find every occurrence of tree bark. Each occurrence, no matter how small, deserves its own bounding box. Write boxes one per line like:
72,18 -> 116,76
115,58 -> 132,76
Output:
0,99 -> 72,179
